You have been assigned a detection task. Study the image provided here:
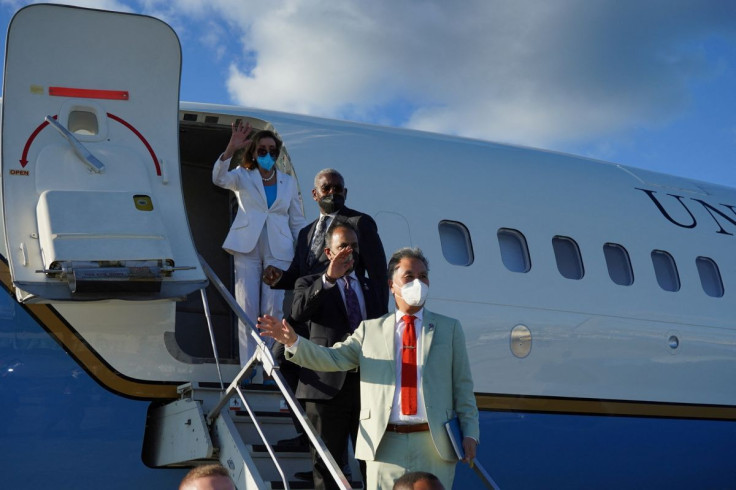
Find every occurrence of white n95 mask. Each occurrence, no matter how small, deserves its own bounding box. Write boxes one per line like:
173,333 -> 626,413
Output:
399,279 -> 429,307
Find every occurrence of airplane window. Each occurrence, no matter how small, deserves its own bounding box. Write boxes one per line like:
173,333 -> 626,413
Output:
552,236 -> 584,280
497,228 -> 531,273
651,250 -> 680,292
438,220 -> 474,266
68,110 -> 99,135
696,256 -> 724,298
603,243 -> 634,286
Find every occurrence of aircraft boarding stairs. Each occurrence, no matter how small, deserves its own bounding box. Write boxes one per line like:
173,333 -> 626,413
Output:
144,256 -> 362,490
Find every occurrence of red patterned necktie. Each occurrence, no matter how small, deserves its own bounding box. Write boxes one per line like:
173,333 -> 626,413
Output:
401,314 -> 417,415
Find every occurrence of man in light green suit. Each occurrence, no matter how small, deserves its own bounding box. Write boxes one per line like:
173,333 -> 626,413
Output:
258,247 -> 479,489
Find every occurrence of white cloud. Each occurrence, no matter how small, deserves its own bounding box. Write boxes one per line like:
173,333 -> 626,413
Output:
5,0 -> 735,152
183,0 -> 736,149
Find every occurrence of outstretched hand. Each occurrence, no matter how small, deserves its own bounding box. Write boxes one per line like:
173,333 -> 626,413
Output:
257,314 -> 298,347
222,120 -> 253,160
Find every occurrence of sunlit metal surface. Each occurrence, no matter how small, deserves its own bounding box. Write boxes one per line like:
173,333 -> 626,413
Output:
510,324 -> 532,358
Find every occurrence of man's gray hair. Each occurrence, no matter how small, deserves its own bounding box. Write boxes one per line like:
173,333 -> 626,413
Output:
387,247 -> 429,279
314,168 -> 344,188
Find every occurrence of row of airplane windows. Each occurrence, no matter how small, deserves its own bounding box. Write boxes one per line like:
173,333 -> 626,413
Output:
438,220 -> 725,298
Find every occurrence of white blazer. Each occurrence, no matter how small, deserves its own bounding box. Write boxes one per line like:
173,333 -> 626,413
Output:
212,157 -> 306,261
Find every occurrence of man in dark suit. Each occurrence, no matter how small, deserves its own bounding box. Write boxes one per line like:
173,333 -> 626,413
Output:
258,247 -> 479,490
291,221 -> 388,489
261,168 -> 388,457
262,168 -> 388,305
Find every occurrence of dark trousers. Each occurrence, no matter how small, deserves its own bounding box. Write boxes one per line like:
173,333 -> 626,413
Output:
305,372 -> 365,490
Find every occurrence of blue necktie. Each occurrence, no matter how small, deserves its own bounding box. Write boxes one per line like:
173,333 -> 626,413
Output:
343,276 -> 363,331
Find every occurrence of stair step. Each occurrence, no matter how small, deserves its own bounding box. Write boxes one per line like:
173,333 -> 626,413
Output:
241,383 -> 281,392
230,414 -> 303,446
252,444 -> 310,455
269,480 -> 364,489
169,382 -> 360,489
230,410 -> 292,419
248,450 -> 313,481
270,481 -> 315,490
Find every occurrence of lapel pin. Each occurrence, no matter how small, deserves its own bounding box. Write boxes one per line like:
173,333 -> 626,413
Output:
428,323 -> 435,331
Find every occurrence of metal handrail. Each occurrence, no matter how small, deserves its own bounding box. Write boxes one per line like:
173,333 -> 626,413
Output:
234,384 -> 290,488
471,459 -> 501,489
199,288 -> 224,390
197,254 -> 352,490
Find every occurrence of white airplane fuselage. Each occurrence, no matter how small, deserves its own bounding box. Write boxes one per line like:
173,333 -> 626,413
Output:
1,4 -> 734,490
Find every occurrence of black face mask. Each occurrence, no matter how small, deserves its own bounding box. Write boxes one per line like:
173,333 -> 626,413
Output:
319,194 -> 345,214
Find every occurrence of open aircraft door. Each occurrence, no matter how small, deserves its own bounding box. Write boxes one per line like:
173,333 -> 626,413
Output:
1,5 -> 207,303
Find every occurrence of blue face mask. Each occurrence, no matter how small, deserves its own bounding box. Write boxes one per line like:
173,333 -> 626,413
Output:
257,153 -> 275,171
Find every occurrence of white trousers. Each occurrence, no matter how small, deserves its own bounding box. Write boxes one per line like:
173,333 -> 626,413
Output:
232,227 -> 291,367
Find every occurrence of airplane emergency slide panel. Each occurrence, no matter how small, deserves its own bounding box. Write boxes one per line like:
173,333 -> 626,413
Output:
36,190 -> 175,296
1,5 -> 207,302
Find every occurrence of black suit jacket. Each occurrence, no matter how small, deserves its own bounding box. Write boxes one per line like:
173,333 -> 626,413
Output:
273,206 -> 389,305
291,273 -> 388,400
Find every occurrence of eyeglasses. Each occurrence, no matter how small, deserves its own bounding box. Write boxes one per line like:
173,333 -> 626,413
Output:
320,184 -> 344,193
257,149 -> 279,158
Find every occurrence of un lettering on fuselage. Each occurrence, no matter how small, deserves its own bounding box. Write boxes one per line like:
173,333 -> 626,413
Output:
638,187 -> 736,236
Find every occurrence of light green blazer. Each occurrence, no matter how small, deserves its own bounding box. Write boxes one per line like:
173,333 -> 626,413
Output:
286,309 -> 479,462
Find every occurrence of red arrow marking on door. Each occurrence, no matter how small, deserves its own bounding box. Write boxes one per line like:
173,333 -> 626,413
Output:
18,113 -> 161,176
106,113 -> 161,176
20,115 -> 57,167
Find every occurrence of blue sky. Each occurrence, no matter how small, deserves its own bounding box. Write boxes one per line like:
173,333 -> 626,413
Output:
1,0 -> 735,188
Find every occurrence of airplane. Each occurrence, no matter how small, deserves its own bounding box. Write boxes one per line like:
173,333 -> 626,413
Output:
1,4 -> 735,489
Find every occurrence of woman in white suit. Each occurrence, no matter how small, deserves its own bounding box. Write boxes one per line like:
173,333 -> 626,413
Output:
212,122 -> 306,369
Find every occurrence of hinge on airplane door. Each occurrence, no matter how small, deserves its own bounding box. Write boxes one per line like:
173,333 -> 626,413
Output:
37,259 -> 194,295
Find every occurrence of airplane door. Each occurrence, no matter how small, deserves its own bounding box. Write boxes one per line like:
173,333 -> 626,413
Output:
1,5 -> 207,302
